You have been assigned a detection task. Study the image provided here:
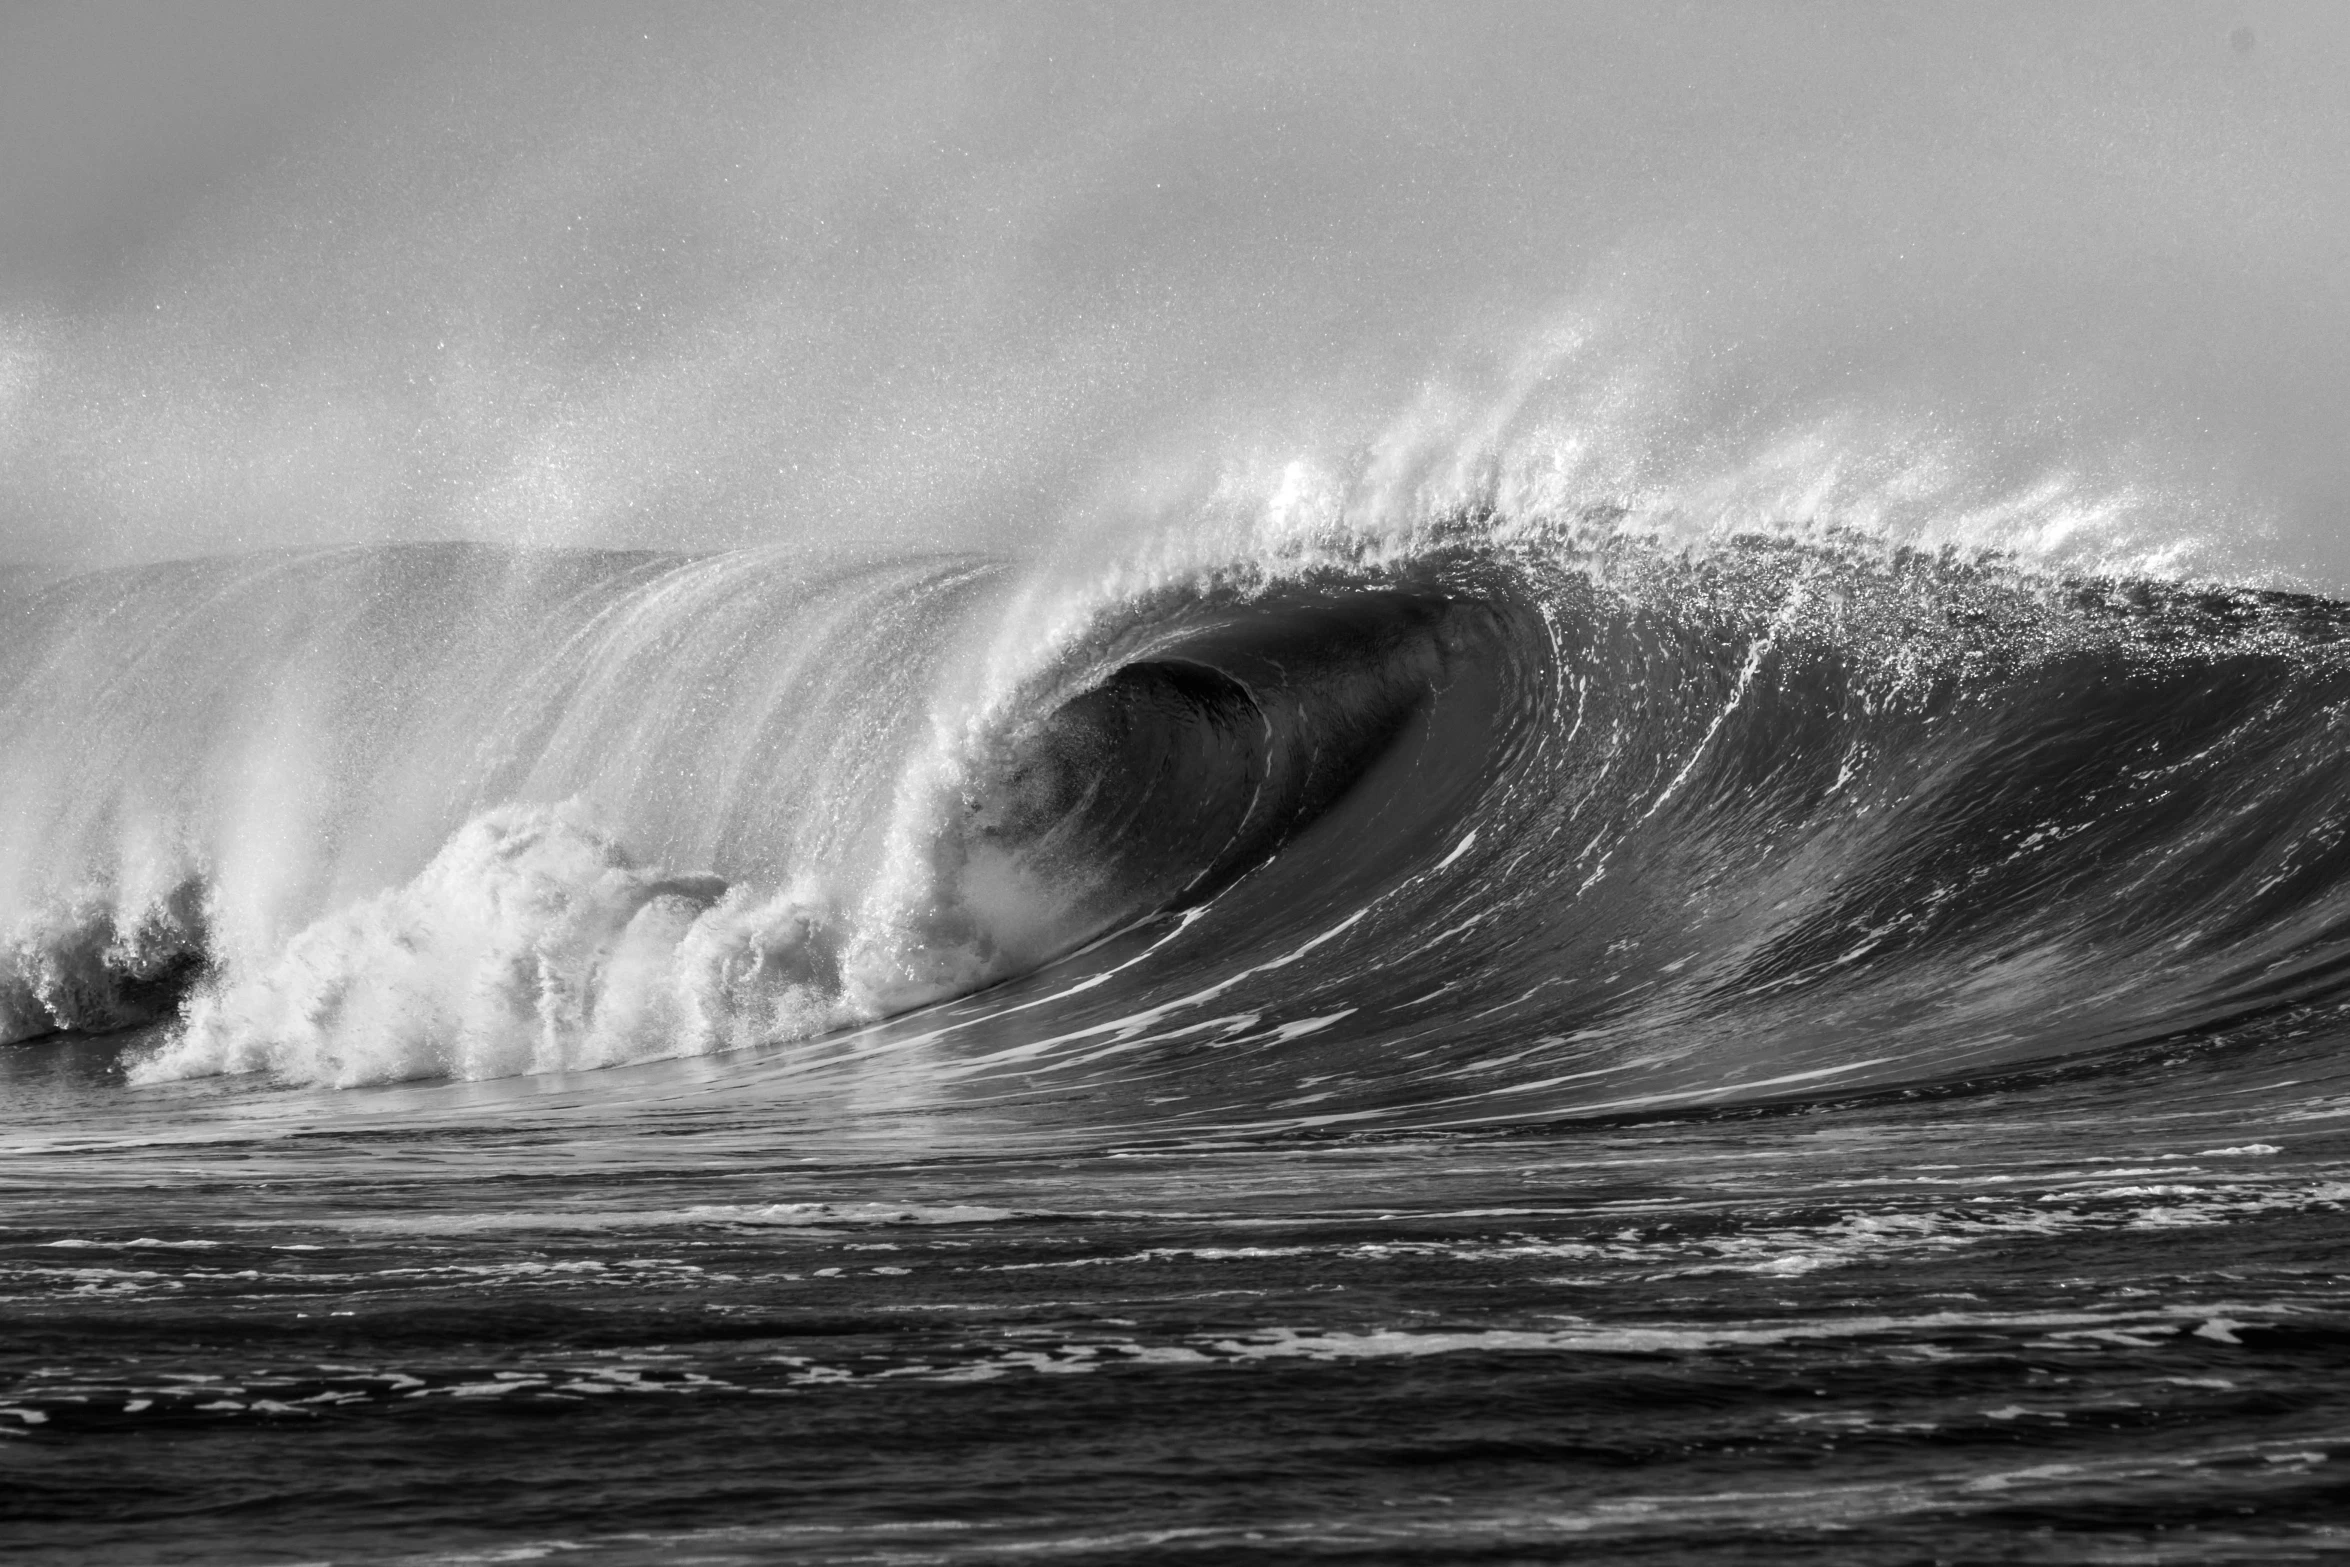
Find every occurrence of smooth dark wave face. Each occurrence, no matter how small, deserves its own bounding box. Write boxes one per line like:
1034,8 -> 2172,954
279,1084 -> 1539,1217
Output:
962,588 -> 1490,937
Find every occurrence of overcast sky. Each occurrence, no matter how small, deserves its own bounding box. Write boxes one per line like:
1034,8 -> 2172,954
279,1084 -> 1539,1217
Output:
2,1 -> 2344,584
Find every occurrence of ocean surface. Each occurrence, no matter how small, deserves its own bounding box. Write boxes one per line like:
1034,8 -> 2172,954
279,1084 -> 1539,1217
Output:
5,527 -> 2349,1563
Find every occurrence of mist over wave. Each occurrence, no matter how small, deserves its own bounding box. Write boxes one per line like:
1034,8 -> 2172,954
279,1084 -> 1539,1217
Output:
4,2 -> 2340,577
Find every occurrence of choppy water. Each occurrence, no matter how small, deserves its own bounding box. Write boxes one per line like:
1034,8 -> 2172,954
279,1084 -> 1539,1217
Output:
6,522 -> 2350,1563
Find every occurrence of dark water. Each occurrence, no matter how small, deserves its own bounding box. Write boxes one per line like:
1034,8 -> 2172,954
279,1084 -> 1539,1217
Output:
6,536 -> 2350,1563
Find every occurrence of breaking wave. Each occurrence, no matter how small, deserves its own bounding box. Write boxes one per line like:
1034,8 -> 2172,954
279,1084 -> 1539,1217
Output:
6,511 -> 2350,1125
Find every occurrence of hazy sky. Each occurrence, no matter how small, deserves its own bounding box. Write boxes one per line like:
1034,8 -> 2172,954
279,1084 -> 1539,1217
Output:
1,1 -> 2344,583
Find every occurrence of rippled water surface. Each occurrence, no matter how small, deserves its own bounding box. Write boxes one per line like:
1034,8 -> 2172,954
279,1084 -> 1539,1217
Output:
7,919 -> 2350,1562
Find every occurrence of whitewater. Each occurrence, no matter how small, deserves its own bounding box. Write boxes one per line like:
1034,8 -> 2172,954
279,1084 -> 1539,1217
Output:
7,5 -> 2350,1563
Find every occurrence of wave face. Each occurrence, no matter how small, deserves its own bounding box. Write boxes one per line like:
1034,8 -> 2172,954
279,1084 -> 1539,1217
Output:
6,526 -> 2350,1127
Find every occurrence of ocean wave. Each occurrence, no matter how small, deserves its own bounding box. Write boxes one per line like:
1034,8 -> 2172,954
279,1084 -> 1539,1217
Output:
4,518 -> 2349,1122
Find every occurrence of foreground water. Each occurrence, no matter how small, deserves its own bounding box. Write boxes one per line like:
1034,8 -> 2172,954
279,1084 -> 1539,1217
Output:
6,1039 -> 2350,1563
6,967 -> 2350,1563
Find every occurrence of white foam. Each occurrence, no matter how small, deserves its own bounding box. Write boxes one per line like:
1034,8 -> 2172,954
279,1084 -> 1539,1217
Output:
134,806 -> 866,1087
327,1200 -> 1022,1234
